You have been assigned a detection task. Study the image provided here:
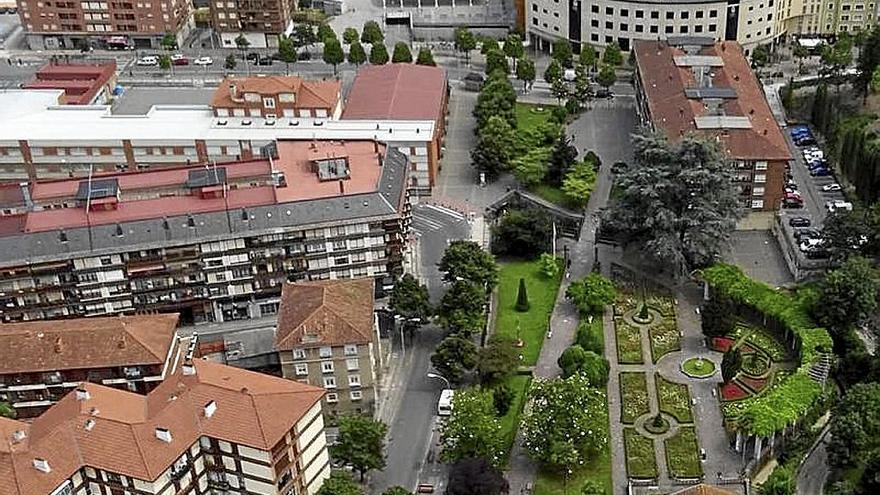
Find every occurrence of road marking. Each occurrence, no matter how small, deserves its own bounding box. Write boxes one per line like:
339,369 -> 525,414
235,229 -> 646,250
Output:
412,216 -> 443,232
422,203 -> 466,220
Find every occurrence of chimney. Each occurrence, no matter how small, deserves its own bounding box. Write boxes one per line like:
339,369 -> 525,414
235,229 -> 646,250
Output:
89,407 -> 99,416
32,458 -> 51,473
229,82 -> 238,101
204,400 -> 217,418
84,419 -> 96,431
19,183 -> 33,212
373,141 -> 378,153
12,430 -> 26,443
75,388 -> 90,401
182,361 -> 196,376
155,427 -> 172,443
722,44 -> 726,52
117,335 -> 126,349
54,337 -> 63,354
338,180 -> 345,195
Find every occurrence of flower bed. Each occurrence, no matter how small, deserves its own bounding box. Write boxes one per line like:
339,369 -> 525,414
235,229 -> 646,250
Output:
614,293 -> 639,317
656,374 -> 693,423
710,337 -> 735,353
647,295 -> 676,317
623,428 -> 658,479
738,375 -> 769,395
664,427 -> 702,479
741,353 -> 770,377
743,328 -> 788,361
619,372 -> 650,424
720,381 -> 749,401
649,318 -> 681,363
616,319 -> 644,364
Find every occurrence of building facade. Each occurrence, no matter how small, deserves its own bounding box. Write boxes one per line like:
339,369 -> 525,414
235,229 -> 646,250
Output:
210,0 -> 294,48
0,314 -> 182,418
275,278 -> 381,417
17,0 -> 192,49
212,76 -> 343,121
633,38 -> 791,211
0,359 -> 331,495
22,62 -> 118,106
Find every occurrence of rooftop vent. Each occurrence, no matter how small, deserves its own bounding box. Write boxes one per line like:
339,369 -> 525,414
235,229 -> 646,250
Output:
155,427 -> 172,443
182,362 -> 196,376
84,419 -> 96,431
315,158 -> 351,182
12,430 -> 26,443
75,388 -> 90,401
32,458 -> 50,473
204,400 -> 217,418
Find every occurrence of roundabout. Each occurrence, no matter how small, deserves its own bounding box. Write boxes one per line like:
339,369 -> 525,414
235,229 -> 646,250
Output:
681,357 -> 716,378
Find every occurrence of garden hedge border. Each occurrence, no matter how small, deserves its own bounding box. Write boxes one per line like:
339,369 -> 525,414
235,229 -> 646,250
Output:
701,263 -> 833,437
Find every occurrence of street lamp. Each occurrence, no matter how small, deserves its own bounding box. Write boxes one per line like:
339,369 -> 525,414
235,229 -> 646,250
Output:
426,372 -> 451,389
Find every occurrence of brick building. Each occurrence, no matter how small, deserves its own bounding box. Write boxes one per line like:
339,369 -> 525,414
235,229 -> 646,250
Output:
211,76 -> 343,121
209,0 -> 294,48
22,61 -> 118,105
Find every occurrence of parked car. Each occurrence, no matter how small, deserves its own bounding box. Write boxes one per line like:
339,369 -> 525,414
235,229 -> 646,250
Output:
783,198 -> 804,208
794,228 -> 820,242
246,52 -> 261,62
795,136 -> 817,146
193,56 -> 213,66
255,56 -> 273,66
826,200 -> 853,212
784,192 -> 803,202
799,237 -> 825,252
810,167 -> 831,177
136,56 -> 159,66
822,183 -> 842,192
171,54 -> 189,65
789,217 -> 811,227
594,88 -> 614,99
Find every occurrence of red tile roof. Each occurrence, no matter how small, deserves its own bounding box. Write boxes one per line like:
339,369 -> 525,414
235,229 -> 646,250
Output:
212,76 -> 341,110
633,40 -> 791,162
275,278 -> 375,350
669,485 -> 739,495
23,62 -> 116,105
0,360 -> 325,495
342,64 -> 447,122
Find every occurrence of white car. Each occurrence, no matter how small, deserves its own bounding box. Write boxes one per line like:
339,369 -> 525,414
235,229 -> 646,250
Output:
193,56 -> 213,66
170,53 -> 186,61
826,200 -> 853,212
136,56 -> 158,66
822,183 -> 842,192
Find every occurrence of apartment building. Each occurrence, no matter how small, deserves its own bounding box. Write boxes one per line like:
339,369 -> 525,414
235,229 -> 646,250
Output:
0,359 -> 331,495
0,314 -> 182,418
0,139 -> 411,324
210,0 -> 294,48
774,0 -> 877,35
633,38 -> 791,211
22,61 -> 118,106
342,64 -> 449,196
212,76 -> 343,121
17,0 -> 192,50
275,278 -> 380,417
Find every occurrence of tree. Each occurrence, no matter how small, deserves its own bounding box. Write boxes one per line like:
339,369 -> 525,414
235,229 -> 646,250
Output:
477,334 -> 520,385
516,56 -> 536,92
392,42 -> 413,63
512,146 -> 551,187
793,44 -> 810,73
318,23 -> 337,42
550,78 -> 569,105
856,27 -> 880,97
440,390 -> 505,464
566,273 -> 616,316
503,34 -> 524,70
224,54 -> 237,71
158,54 -> 171,70
576,321 -> 603,355
369,43 -> 389,65
596,64 -> 617,89
558,345 -> 586,378
161,33 -> 177,50
701,295 -> 735,337
480,37 -> 500,55
382,488 -> 411,495
472,115 -> 515,178
277,36 -> 297,75
515,278 -> 530,312
821,208 -> 879,262
721,348 -> 743,383
538,253 -> 560,279
447,457 -> 509,495
813,256 -> 879,332
602,42 -> 622,66
361,20 -> 384,44
431,336 -> 478,384
828,382 -> 880,468
317,472 -> 362,495
416,47 -> 436,66
474,72 -> 517,128
562,161 -> 597,207
544,58 -> 563,85
348,42 -> 367,66
343,27 -> 359,44
293,23 -> 318,50
821,36 -> 854,91
758,464 -> 795,495
521,374 -> 609,471
491,208 -> 552,258
0,402 -> 16,419
235,33 -> 250,53
439,240 -> 498,291
493,384 -> 514,415
322,38 -> 345,74
579,44 -> 598,70
438,280 -> 486,335
573,64 -> 592,102
580,480 -> 606,495
600,133 -> 742,276
390,273 -> 432,325
547,133 -> 578,186
751,44 -> 771,68
552,38 -> 573,68
860,454 -> 880,494
454,27 -> 477,65
332,415 -> 387,482
485,49 -> 509,75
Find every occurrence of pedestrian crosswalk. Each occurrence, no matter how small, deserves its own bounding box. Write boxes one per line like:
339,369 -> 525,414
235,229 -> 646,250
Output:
412,215 -> 445,232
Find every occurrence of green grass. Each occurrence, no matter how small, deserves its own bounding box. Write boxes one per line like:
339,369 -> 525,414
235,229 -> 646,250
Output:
655,374 -> 693,423
624,428 -> 658,479
619,372 -> 650,424
495,260 -> 563,366
498,375 -> 531,462
664,427 -> 702,479
649,318 -> 680,363
516,102 -> 554,131
531,183 -> 570,207
615,319 -> 644,364
681,357 -> 716,378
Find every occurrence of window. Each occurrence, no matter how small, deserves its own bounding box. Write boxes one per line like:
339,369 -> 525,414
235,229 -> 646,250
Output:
346,358 -> 359,371
326,393 -> 338,403
696,10 -> 704,18
591,33 -> 599,41
709,23 -> 717,31
620,8 -> 628,16
665,25 -> 674,33
319,347 -> 332,358
295,363 -> 308,376
755,161 -> 768,171
532,3 -> 536,10
710,9 -> 718,17
350,390 -> 363,401
323,376 -> 336,389
680,10 -> 689,18
635,9 -> 644,18
754,173 -> 767,183
753,186 -> 765,196
344,344 -> 358,356
651,10 -> 659,18
605,20 -> 612,28
293,349 -> 306,360
591,19 -> 599,27
348,374 -> 361,387
751,199 -> 765,209
666,11 -> 674,19
695,25 -> 703,32
321,361 -> 334,373
620,23 -> 628,30
650,25 -> 658,33
262,98 -> 275,109
532,18 -> 537,25
605,6 -> 612,15
591,4 -> 598,12
635,24 -> 644,32
680,25 -> 689,33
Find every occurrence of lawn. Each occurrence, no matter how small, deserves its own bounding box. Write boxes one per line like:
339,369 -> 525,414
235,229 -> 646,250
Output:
516,102 -> 554,132
531,183 -> 570,207
619,372 -> 650,424
655,374 -> 693,423
615,319 -> 644,364
664,427 -> 702,479
649,318 -> 681,363
494,260 -> 563,366
624,428 -> 658,479
498,375 -> 531,462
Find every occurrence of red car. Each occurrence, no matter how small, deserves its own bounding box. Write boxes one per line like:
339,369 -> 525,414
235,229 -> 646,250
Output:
171,54 -> 189,65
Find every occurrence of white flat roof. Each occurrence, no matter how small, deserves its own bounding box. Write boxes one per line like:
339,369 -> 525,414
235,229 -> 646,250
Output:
0,91 -> 436,143
693,116 -> 753,129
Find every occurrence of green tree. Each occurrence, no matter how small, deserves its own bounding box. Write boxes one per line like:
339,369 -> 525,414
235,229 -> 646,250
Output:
432,336 -> 478,384
856,27 -> 880,97
552,38 -> 573,68
576,321 -> 603,355
416,47 -> 436,66
472,115 -> 516,178
293,23 -> 317,50
455,27 -> 477,65
440,390 -> 505,465
512,146 -> 551,187
515,277 -> 530,311
277,36 -> 297,75
491,208 -> 552,258
550,77 -> 569,105
821,208 -> 879,262
596,64 -> 617,89
390,273 -> 432,325
521,374 -> 609,471
318,23 -> 337,42
361,20 -> 384,44
323,38 -> 345,74
602,42 -> 622,66
860,454 -> 880,494
348,42 -> 367,66
751,44 -> 771,68
558,346 -> 609,384
369,43 -> 389,65
0,402 -> 16,419
224,53 -> 237,71
721,348 -> 743,383
814,256 -> 879,332
546,133 -> 577,186
392,42 -> 413,63
161,33 -> 177,50
503,34 -> 524,70
485,49 -> 509,75
580,480 -> 606,495
828,382 -> 880,468
382,487 -> 412,495
481,37 -> 500,55
566,273 -> 616,316
758,464 -> 795,495
438,280 -> 486,335
821,36 -> 854,92
477,334 -> 520,385
601,133 -> 742,275
317,472 -> 362,495
516,56 -> 536,92
332,415 -> 388,482
343,27 -> 359,44
701,295 -> 735,337
573,64 -> 592,102
474,72 -> 516,128
438,240 -> 499,291
538,253 -> 560,278
579,44 -> 597,70
235,33 -> 250,53
447,457 -> 509,495
493,384 -> 515,415
158,54 -> 171,70
544,58 -> 563,85
562,160 -> 597,207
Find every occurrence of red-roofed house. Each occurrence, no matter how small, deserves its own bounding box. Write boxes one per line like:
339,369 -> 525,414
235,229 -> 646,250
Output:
211,76 -> 343,120
22,62 -> 117,105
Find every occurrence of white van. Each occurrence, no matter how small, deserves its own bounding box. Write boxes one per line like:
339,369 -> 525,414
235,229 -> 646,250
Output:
825,200 -> 853,213
438,389 -> 454,416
